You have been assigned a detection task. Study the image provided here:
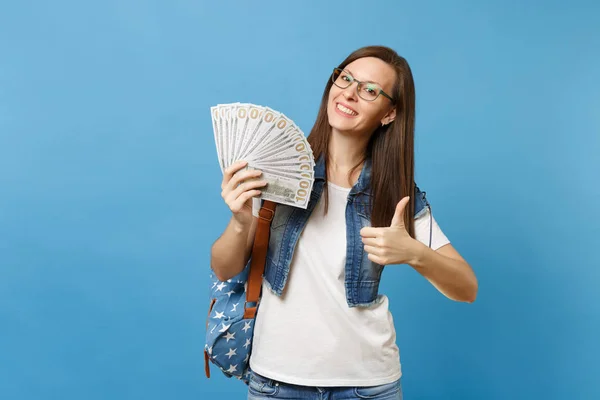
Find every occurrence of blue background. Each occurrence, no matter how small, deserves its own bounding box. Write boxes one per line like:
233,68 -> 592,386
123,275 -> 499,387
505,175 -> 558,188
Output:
1,1 -> 598,399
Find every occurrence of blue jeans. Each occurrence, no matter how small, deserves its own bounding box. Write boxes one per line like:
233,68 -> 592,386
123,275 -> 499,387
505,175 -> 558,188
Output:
247,370 -> 402,400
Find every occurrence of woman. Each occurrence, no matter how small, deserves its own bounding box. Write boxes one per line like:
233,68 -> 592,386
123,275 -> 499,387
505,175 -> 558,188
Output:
211,45 -> 478,399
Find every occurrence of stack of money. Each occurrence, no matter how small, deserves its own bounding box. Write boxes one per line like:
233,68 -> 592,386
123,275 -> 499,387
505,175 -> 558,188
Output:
211,103 -> 315,209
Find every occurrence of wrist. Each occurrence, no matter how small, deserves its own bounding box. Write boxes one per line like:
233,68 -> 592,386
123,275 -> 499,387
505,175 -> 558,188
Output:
230,217 -> 250,235
408,239 -> 429,269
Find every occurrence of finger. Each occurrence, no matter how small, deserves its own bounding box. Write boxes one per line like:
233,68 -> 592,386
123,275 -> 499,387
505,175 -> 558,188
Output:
361,237 -> 380,247
226,169 -> 263,192
390,196 -> 410,228
363,245 -> 383,257
360,227 -> 382,238
367,253 -> 385,265
227,179 -> 268,203
222,160 -> 248,189
230,190 -> 262,213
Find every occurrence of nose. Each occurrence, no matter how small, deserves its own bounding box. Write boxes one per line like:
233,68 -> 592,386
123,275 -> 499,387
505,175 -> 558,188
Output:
342,82 -> 358,102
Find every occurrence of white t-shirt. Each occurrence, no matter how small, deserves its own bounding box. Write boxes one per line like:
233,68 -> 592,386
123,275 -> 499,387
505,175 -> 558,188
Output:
249,182 -> 450,387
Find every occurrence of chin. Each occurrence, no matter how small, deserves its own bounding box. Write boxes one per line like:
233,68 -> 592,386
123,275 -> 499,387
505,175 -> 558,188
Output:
327,105 -> 355,132
328,115 -> 349,132
329,115 -> 360,134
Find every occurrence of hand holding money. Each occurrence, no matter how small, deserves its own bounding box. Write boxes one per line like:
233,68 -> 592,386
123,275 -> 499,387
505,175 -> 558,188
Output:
211,103 -> 315,209
221,160 -> 268,229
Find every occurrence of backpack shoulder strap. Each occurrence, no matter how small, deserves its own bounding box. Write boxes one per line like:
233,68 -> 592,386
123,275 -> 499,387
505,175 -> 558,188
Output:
243,200 -> 276,319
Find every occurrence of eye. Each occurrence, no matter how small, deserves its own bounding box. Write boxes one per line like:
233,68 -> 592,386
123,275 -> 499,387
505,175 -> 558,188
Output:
341,74 -> 352,82
364,84 -> 379,94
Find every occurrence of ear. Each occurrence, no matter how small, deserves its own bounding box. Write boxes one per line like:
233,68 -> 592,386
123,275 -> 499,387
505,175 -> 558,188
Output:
380,107 -> 396,126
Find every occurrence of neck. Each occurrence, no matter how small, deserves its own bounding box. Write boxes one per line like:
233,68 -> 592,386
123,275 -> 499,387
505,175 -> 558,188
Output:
326,128 -> 369,187
328,128 -> 369,171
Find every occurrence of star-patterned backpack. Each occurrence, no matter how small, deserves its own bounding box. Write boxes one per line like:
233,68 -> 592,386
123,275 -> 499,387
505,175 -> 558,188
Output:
204,200 -> 276,384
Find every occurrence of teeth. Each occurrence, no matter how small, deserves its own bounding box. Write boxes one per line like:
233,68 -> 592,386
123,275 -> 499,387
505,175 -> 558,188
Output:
337,104 -> 357,116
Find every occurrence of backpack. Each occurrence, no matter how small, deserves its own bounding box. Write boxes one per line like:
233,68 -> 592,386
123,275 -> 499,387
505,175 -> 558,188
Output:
204,200 -> 276,383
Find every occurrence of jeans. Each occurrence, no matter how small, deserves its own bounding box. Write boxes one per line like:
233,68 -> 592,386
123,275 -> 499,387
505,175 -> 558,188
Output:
247,370 -> 402,400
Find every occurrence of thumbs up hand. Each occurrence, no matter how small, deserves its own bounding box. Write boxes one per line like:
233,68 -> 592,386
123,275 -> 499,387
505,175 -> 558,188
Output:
359,196 -> 423,266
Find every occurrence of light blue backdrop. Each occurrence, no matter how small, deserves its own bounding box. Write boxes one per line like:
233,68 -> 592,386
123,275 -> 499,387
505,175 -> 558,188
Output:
1,1 -> 598,399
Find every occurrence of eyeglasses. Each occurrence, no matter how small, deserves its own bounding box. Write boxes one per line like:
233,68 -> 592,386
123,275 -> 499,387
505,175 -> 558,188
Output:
331,68 -> 395,103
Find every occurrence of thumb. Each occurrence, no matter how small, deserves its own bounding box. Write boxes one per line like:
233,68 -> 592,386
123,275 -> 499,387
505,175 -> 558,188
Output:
390,196 -> 410,228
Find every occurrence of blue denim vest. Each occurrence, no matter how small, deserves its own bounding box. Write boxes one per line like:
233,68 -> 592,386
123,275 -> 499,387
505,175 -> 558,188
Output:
260,156 -> 430,307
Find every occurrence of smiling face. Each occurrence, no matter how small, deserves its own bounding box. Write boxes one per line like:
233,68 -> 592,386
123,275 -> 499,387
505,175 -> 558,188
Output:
327,57 -> 397,137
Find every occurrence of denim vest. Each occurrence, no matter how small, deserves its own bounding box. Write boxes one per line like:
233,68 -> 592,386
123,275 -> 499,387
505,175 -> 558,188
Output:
260,156 -> 430,307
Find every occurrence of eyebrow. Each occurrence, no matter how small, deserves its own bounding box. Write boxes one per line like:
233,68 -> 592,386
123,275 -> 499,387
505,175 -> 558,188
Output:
345,68 -> 382,87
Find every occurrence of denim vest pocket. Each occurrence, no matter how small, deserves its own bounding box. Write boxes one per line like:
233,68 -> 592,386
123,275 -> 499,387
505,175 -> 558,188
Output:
356,187 -> 429,220
271,204 -> 294,230
354,194 -> 372,223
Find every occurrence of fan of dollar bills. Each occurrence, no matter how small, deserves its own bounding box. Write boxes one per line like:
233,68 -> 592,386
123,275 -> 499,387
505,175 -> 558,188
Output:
210,103 -> 315,209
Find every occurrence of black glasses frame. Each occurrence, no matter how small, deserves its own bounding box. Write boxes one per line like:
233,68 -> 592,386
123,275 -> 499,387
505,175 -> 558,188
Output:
331,68 -> 395,103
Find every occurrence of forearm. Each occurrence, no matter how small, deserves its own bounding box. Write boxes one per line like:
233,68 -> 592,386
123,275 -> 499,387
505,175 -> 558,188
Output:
210,217 -> 254,281
410,243 -> 478,303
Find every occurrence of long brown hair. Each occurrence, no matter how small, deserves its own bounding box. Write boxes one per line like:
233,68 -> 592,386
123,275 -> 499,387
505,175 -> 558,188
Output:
307,45 -> 417,236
